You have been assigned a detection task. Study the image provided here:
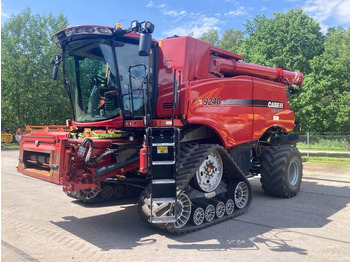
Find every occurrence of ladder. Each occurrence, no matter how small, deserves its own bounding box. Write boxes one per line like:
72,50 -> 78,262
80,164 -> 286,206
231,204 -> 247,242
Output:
147,127 -> 180,223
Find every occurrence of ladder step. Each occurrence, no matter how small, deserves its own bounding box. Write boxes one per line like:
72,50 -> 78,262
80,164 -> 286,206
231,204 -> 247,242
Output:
151,216 -> 177,223
152,179 -> 175,184
152,197 -> 176,204
152,161 -> 175,165
152,143 -> 175,146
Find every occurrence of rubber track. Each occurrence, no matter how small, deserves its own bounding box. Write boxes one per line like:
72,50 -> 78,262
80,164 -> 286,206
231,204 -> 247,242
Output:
139,143 -> 253,234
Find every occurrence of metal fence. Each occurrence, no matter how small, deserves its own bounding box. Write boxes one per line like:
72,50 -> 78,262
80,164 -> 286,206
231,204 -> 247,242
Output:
295,133 -> 350,157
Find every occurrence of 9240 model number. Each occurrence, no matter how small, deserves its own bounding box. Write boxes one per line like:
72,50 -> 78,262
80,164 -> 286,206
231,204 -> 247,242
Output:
204,97 -> 221,106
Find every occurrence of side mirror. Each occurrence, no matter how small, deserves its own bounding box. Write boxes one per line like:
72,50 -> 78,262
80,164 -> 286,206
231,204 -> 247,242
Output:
139,33 -> 151,56
51,55 -> 62,80
52,65 -> 59,80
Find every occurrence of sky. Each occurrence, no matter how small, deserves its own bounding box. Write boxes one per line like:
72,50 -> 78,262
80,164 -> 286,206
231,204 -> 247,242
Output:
1,0 -> 350,39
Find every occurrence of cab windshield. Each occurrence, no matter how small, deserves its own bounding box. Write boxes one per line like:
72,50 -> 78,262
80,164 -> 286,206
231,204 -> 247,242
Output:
64,39 -> 150,122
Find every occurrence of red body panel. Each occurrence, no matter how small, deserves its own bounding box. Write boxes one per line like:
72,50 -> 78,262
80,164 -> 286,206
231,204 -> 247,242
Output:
252,78 -> 294,140
156,37 -> 213,119
187,76 -> 254,148
156,36 -> 298,148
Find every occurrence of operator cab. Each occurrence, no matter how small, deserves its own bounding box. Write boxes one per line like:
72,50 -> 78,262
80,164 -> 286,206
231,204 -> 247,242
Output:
52,22 -> 156,125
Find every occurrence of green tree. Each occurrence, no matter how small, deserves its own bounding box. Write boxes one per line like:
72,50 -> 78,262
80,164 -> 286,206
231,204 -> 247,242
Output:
199,28 -> 244,53
200,29 -> 219,46
218,28 -> 244,53
292,27 -> 350,132
240,9 -> 324,74
1,8 -> 70,132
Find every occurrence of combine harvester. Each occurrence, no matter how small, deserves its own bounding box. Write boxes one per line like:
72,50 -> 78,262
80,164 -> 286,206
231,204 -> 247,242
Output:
18,21 -> 303,233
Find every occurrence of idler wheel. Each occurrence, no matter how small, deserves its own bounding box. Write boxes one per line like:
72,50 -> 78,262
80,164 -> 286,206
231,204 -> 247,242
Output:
77,187 -> 100,201
234,181 -> 249,209
173,192 -> 192,229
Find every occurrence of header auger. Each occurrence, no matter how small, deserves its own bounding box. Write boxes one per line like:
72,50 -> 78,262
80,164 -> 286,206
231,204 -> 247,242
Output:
17,20 -> 303,233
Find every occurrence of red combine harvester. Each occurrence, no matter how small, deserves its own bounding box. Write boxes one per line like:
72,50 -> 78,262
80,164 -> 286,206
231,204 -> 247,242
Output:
17,21 -> 303,233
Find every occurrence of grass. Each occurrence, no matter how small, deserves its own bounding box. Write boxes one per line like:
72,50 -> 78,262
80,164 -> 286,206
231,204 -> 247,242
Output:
302,156 -> 350,165
1,143 -> 20,150
297,137 -> 350,152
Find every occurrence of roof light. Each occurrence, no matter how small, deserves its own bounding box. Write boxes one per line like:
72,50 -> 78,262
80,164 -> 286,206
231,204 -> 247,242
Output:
143,21 -> 154,34
131,20 -> 140,31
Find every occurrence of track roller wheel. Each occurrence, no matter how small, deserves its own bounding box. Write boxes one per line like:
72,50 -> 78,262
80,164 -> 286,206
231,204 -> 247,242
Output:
215,201 -> 225,218
192,207 -> 205,226
113,184 -> 124,199
204,204 -> 215,222
124,185 -> 135,197
225,199 -> 235,215
234,181 -> 249,209
101,185 -> 114,199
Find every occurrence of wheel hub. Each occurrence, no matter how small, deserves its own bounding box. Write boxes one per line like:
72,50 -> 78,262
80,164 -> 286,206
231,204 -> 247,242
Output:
195,150 -> 223,192
288,161 -> 300,186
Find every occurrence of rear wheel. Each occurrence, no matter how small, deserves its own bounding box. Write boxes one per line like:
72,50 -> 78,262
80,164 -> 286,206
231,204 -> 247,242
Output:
260,145 -> 302,198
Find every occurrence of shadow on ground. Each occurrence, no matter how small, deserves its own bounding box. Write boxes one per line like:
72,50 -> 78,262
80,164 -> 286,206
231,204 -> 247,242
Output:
51,178 -> 350,254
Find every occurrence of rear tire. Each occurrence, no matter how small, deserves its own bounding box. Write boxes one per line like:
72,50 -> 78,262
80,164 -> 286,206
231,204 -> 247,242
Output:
260,145 -> 302,198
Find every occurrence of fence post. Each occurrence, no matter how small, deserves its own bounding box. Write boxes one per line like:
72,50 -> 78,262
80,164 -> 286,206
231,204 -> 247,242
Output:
307,132 -> 310,158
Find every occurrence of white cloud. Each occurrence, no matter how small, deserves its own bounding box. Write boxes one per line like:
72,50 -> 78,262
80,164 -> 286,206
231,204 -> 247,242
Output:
163,10 -> 187,17
224,6 -> 247,16
146,1 -> 153,7
302,0 -> 350,32
162,15 -> 220,38
1,3 -> 10,18
1,11 -> 10,18
335,0 -> 350,23
260,6 -> 268,12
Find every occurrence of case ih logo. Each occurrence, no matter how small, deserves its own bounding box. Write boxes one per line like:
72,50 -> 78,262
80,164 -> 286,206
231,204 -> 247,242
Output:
268,101 -> 284,109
